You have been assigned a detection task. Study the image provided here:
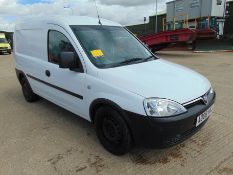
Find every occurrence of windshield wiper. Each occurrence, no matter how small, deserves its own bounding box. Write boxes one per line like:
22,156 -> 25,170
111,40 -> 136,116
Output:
143,55 -> 154,62
114,56 -> 155,67
119,58 -> 144,65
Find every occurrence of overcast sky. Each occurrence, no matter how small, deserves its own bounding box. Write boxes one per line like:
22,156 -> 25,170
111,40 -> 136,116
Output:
0,0 -> 170,32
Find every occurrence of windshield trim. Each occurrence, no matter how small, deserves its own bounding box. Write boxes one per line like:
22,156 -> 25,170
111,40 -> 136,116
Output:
70,25 -> 159,69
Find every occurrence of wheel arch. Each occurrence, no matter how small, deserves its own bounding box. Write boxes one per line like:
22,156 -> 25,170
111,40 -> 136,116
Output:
15,68 -> 26,85
89,98 -> 135,144
89,98 -> 128,124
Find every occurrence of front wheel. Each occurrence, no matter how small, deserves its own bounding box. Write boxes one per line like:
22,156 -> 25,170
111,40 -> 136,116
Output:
95,106 -> 133,155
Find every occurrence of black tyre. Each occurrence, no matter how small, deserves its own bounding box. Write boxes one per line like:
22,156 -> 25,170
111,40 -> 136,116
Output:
8,51 -> 11,54
20,77 -> 38,102
95,106 -> 133,155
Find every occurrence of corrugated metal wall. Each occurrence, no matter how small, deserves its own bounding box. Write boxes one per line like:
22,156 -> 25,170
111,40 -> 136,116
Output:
201,0 -> 213,17
166,0 -> 216,22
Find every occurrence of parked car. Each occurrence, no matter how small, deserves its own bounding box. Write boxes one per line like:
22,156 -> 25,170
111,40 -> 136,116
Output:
0,33 -> 11,54
14,16 -> 216,155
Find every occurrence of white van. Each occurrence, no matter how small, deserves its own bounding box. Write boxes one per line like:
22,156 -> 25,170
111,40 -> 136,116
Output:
14,16 -> 215,155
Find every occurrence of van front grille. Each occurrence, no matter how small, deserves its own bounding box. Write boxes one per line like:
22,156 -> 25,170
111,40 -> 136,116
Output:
183,89 -> 213,108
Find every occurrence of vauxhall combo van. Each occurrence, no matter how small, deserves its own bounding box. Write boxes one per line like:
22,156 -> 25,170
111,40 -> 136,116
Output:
14,16 -> 215,155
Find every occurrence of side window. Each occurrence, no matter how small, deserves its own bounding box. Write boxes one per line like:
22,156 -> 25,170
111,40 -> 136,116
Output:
48,30 -> 76,64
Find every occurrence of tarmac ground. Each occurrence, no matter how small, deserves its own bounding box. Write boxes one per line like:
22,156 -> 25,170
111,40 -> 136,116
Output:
0,51 -> 233,175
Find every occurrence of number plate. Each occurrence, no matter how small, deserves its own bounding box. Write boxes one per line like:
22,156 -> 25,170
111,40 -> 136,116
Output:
196,105 -> 213,127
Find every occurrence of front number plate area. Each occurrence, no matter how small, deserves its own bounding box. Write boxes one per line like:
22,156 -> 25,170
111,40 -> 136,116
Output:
196,105 -> 213,127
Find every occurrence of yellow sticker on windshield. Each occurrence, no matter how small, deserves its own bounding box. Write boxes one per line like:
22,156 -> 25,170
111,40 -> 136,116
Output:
91,50 -> 104,58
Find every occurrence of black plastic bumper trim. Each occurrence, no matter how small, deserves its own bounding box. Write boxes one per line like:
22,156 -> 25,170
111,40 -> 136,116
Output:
123,92 -> 216,148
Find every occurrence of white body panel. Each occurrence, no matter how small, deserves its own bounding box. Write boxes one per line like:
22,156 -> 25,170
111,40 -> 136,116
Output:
98,59 -> 211,104
14,15 -> 212,122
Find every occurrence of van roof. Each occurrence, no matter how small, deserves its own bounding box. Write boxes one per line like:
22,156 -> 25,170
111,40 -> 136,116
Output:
15,15 -> 122,30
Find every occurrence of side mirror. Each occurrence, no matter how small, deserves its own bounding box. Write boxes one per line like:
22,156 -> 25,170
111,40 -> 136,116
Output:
59,52 -> 77,69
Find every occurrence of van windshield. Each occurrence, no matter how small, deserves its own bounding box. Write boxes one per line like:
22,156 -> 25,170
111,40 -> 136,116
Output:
70,25 -> 156,68
0,38 -> 8,43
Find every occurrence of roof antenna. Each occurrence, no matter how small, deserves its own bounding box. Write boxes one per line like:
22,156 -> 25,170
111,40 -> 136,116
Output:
94,0 -> 102,25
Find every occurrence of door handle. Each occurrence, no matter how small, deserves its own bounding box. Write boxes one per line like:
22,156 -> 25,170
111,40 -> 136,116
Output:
45,70 -> 51,77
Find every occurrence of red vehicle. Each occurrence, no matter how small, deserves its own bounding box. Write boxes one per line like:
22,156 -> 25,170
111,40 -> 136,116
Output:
139,16 -> 217,52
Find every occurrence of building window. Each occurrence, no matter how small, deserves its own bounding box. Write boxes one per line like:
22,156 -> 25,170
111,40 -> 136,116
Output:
175,2 -> 184,12
190,0 -> 199,8
217,0 -> 222,5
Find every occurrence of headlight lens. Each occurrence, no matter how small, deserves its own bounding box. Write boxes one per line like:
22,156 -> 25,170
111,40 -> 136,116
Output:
210,87 -> 214,94
143,98 -> 187,117
8,45 -> 11,49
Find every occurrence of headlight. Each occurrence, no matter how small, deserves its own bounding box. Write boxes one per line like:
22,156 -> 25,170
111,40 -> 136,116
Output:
210,87 -> 214,94
143,98 -> 187,117
8,45 -> 11,49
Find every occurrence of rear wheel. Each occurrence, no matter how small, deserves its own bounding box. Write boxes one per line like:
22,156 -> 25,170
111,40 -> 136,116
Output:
95,106 -> 133,155
20,77 -> 38,102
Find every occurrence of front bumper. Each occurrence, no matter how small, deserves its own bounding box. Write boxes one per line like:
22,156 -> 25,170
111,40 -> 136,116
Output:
124,92 -> 216,148
0,48 -> 10,53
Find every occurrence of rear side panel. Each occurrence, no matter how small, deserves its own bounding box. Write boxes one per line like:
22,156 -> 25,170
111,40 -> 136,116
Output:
14,28 -> 47,61
14,27 -> 48,82
14,28 -> 49,100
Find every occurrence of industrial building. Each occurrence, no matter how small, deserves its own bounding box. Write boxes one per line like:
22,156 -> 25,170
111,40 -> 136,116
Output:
166,0 -> 226,35
127,0 -> 233,38
167,0 -> 226,21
